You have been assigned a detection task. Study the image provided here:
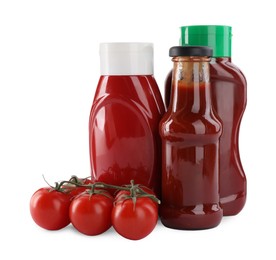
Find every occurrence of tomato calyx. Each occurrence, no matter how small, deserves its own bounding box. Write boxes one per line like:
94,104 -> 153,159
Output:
83,184 -> 113,200
114,180 -> 161,208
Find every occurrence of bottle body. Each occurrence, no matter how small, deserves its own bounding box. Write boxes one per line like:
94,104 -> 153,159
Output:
210,58 -> 247,215
89,75 -> 164,195
165,57 -> 247,215
160,51 -> 222,229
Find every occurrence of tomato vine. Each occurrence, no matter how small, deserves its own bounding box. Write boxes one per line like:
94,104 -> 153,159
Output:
42,175 -> 161,205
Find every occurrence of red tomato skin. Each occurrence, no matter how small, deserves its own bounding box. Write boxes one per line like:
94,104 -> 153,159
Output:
69,193 -> 113,236
67,186 -> 89,199
30,188 -> 71,230
112,198 -> 158,240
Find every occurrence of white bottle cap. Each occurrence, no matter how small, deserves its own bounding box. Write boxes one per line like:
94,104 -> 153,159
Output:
99,42 -> 154,75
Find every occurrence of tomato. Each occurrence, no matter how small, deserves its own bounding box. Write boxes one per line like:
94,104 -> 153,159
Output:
69,191 -> 113,236
30,188 -> 71,230
112,196 -> 158,240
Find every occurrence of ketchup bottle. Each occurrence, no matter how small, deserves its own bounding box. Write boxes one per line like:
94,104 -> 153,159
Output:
89,43 -> 165,195
160,46 -> 223,229
165,26 -> 247,216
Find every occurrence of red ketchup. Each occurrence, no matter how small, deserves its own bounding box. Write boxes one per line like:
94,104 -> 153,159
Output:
89,43 -> 165,195
160,46 -> 223,229
165,26 -> 247,216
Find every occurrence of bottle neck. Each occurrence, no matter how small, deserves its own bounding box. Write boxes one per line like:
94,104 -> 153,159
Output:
170,56 -> 212,115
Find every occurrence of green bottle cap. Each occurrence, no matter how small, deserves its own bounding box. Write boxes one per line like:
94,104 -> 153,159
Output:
180,25 -> 232,57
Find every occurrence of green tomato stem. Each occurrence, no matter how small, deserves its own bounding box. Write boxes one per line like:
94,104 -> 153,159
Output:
43,175 -> 161,204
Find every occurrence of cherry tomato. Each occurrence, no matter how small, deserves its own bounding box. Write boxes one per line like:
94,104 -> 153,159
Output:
69,191 -> 113,236
112,196 -> 158,240
30,188 -> 71,230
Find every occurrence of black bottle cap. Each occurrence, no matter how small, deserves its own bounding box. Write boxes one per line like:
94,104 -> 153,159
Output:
169,46 -> 213,57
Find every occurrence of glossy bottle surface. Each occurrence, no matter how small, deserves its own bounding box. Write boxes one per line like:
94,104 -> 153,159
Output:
210,58 -> 247,215
165,57 -> 247,215
89,75 -> 165,195
160,54 -> 222,229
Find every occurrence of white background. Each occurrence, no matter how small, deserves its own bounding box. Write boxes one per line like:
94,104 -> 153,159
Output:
0,0 -> 275,259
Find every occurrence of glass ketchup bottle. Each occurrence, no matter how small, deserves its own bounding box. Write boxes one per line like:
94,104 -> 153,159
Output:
160,46 -> 223,230
165,26 -> 247,216
89,43 -> 165,195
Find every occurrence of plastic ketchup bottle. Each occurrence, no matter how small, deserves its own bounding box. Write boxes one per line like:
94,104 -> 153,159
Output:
160,46 -> 223,229
89,43 -> 165,195
165,26 -> 247,216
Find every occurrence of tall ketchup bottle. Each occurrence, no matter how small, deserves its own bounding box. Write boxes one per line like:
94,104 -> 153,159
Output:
165,26 -> 247,215
89,43 -> 165,195
160,46 -> 223,229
